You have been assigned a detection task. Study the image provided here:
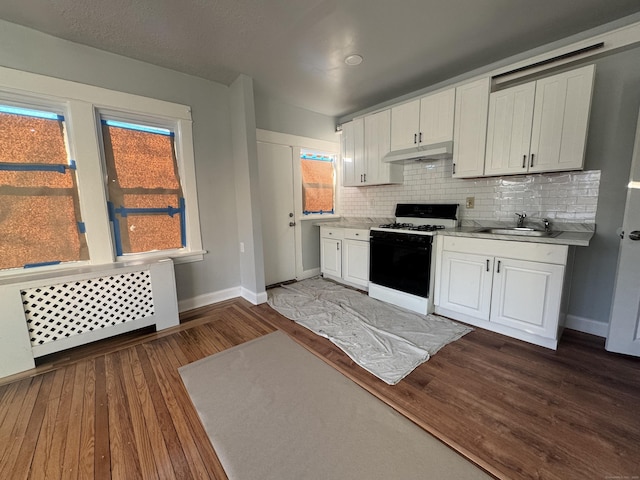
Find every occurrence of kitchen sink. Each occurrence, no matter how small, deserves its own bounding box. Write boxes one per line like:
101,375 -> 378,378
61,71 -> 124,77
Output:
474,227 -> 561,237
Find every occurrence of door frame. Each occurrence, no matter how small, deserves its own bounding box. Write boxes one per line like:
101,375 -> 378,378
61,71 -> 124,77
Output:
256,129 -> 340,280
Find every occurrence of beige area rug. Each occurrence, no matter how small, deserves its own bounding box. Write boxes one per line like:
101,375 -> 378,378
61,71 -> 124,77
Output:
268,277 -> 472,384
179,331 -> 492,480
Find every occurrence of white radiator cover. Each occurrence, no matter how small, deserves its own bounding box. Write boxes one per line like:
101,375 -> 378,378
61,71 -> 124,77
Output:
0,259 -> 179,378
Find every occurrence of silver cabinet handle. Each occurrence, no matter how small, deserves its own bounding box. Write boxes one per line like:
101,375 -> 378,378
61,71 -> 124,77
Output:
496,260 -> 501,273
419,132 -> 423,143
630,231 -> 640,241
414,133 -> 418,144
522,155 -> 526,168
486,259 -> 489,272
363,173 -> 366,182
337,242 -> 340,251
452,163 -> 456,175
530,153 -> 535,168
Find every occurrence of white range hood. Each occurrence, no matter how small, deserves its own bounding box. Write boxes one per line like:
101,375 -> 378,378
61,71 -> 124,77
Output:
383,141 -> 453,164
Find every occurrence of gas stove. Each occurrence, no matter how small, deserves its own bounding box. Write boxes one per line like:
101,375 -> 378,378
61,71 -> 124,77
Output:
376,223 -> 447,233
369,203 -> 459,315
371,203 -> 459,236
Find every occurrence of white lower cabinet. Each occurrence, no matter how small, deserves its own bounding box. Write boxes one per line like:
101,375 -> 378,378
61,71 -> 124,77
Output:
320,226 -> 369,289
435,236 -> 569,349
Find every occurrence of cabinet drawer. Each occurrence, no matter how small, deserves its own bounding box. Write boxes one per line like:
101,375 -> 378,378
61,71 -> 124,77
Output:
320,227 -> 344,239
344,228 -> 369,241
442,235 -> 568,264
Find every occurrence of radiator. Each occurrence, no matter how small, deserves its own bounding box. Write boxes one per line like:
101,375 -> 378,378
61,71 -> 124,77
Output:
0,259 -> 179,378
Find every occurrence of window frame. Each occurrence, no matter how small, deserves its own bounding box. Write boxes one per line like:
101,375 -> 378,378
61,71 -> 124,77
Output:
0,66 -> 204,279
300,150 -> 337,216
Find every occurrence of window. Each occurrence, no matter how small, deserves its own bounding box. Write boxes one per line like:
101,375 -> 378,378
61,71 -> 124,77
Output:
0,65 -> 203,275
300,151 -> 335,215
0,105 -> 88,270
101,120 -> 185,256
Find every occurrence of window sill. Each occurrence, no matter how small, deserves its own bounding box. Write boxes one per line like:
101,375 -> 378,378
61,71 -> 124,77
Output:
301,214 -> 341,221
0,250 -> 206,285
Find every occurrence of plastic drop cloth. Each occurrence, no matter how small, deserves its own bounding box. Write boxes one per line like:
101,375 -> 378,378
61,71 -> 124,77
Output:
267,277 -> 472,385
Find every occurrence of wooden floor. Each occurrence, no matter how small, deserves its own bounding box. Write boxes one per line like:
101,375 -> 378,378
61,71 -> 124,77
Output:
1,297 -> 639,479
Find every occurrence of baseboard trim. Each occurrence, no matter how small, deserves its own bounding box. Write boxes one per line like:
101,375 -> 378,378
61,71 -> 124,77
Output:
565,314 -> 608,338
178,287 -> 241,312
241,287 -> 268,305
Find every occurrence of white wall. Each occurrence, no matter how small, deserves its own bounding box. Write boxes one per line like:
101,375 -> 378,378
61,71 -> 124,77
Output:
0,19 -> 242,304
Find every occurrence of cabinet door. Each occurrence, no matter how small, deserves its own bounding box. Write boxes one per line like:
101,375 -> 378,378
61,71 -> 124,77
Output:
490,257 -> 564,338
390,99 -> 420,152
453,77 -> 491,178
529,64 -> 595,173
419,88 -> 455,145
484,82 -> 536,176
342,121 -> 358,186
364,109 -> 391,184
321,237 -> 342,277
438,251 -> 493,320
343,239 -> 369,288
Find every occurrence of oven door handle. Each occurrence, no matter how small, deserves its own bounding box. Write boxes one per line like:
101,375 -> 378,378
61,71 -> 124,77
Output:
370,239 -> 431,250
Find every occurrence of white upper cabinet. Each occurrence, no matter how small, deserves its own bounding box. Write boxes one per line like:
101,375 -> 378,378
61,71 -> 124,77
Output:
485,64 -> 595,176
485,82 -> 536,176
390,88 -> 455,152
342,111 -> 402,187
452,77 -> 491,178
529,64 -> 595,173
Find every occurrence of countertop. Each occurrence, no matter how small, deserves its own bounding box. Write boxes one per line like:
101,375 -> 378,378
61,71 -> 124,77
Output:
315,218 -> 595,247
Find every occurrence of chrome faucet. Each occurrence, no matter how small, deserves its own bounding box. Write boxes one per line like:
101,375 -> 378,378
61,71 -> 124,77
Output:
515,212 -> 526,228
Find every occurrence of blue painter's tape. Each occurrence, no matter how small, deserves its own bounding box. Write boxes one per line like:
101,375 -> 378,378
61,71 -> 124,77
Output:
103,119 -> 172,136
69,160 -> 77,170
24,260 -> 61,269
179,197 -> 186,247
0,162 -> 67,173
77,222 -> 86,234
115,205 -> 182,217
107,202 -> 123,256
0,105 -> 63,121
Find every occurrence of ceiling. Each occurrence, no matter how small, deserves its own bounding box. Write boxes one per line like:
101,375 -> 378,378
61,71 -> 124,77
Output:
1,1 -> 640,118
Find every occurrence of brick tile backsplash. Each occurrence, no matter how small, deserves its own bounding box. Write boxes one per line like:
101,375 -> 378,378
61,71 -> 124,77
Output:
339,159 -> 600,224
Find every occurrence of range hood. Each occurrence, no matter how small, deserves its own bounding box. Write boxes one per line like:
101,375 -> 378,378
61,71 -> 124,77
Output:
383,141 -> 453,164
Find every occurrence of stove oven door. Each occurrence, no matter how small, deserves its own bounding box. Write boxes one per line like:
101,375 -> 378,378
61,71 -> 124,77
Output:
369,231 -> 432,298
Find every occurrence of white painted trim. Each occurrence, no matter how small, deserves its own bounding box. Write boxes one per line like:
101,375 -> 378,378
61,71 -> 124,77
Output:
241,287 -> 268,305
0,65 -> 191,119
564,315 -> 608,338
298,268 -> 321,281
257,129 -> 339,154
178,286 -> 242,312
0,67 -> 204,277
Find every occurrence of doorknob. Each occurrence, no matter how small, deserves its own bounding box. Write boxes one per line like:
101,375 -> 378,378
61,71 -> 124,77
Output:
629,231 -> 640,241
289,222 -> 296,227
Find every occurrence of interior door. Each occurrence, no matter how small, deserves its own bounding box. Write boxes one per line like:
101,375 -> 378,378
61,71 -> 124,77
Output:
258,142 -> 296,286
606,107 -> 640,356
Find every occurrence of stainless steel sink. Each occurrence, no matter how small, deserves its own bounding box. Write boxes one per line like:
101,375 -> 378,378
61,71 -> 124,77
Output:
474,227 -> 561,238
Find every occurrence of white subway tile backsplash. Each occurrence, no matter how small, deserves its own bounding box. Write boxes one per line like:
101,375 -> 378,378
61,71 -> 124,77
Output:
339,159 -> 600,223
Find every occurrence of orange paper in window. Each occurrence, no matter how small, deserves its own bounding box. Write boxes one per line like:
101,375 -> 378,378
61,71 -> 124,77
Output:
0,113 -> 72,188
0,195 -> 86,269
117,194 -> 182,253
301,159 -> 334,212
106,126 -> 180,189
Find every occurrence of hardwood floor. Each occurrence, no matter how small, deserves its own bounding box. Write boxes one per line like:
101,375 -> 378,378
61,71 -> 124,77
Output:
1,297 -> 639,479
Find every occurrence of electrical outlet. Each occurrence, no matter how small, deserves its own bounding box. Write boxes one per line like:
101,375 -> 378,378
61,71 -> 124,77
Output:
466,196 -> 475,209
